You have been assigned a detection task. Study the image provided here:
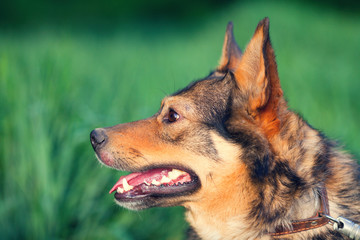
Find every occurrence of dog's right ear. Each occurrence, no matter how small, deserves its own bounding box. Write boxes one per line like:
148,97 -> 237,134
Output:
217,22 -> 242,72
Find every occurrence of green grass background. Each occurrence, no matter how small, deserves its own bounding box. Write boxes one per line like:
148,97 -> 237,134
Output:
0,0 -> 359,239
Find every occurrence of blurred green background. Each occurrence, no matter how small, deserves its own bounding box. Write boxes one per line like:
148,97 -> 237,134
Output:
0,0 -> 359,239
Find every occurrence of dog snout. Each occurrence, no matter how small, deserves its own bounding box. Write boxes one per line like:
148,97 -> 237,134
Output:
90,128 -> 108,150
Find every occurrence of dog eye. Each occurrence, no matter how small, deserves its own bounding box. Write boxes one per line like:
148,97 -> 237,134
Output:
167,109 -> 180,123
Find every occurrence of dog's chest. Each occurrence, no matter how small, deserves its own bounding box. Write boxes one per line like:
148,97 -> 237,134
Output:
185,210 -> 270,240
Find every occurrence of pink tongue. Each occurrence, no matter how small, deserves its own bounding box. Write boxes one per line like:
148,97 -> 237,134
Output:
109,168 -> 171,194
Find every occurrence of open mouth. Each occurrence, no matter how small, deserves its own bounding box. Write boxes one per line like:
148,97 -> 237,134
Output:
109,167 -> 200,201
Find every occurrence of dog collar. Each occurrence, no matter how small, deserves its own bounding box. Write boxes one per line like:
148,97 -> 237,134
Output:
270,187 -> 330,237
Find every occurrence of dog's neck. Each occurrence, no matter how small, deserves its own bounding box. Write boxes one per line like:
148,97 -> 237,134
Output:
184,113 -> 331,240
184,180 -> 321,240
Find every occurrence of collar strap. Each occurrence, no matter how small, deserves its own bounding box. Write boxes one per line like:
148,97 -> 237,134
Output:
270,187 -> 330,237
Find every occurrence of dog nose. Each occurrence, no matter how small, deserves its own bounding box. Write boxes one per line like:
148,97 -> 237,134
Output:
90,128 -> 108,150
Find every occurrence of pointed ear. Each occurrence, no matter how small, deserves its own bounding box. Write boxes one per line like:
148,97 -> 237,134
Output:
217,22 -> 242,72
234,18 -> 284,138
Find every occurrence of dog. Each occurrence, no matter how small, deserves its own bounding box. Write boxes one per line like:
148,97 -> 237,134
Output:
90,18 -> 360,239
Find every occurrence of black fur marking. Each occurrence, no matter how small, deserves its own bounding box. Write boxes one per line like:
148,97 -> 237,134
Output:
248,161 -> 306,226
227,128 -> 271,182
309,230 -> 346,240
311,133 -> 333,182
272,161 -> 306,193
128,147 -> 144,158
253,155 -> 270,180
186,227 -> 201,240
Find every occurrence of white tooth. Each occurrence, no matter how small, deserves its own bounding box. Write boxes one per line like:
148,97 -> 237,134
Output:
151,179 -> 160,186
160,175 -> 171,184
117,187 -> 124,193
123,178 -> 134,191
144,180 -> 150,186
168,169 -> 184,180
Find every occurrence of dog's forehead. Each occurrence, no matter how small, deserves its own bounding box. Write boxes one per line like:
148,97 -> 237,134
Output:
161,95 -> 194,111
172,73 -> 229,100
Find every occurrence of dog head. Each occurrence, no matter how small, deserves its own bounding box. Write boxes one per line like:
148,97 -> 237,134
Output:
90,18 -> 286,211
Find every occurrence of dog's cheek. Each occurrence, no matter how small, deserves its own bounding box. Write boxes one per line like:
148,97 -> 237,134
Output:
210,132 -> 242,162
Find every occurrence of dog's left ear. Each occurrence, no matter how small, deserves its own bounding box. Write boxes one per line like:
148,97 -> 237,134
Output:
234,18 -> 284,138
217,22 -> 242,72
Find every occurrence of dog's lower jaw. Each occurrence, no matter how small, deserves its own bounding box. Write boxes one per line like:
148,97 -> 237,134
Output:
114,199 -> 149,210
114,195 -> 192,210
